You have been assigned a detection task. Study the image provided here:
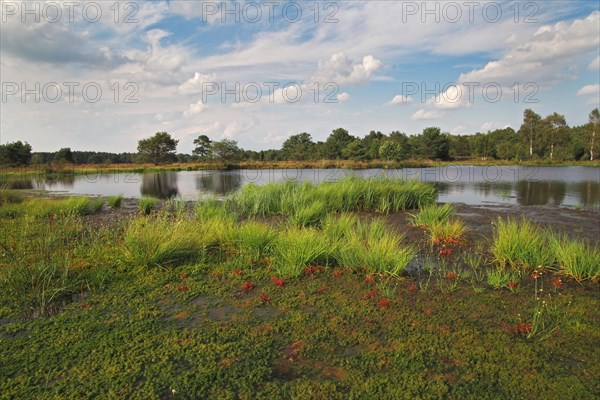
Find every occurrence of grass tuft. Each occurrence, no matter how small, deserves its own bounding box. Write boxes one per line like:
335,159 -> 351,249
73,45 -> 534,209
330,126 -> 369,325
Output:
138,197 -> 158,216
108,194 -> 123,208
491,218 -> 554,270
551,235 -> 600,282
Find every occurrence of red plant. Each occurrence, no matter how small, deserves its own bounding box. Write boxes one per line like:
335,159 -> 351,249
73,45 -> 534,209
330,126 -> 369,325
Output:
408,283 -> 418,292
259,258 -> 271,265
180,272 -> 188,280
507,281 -> 518,289
270,276 -> 285,287
241,281 -> 255,293
363,289 -> 379,300
81,302 -> 91,309
364,275 -> 376,285
316,285 -> 328,294
378,298 -> 391,309
258,292 -> 272,302
333,269 -> 342,278
232,269 -> 243,276
438,248 -> 453,257
446,271 -> 457,280
530,270 -> 542,280
550,277 -> 564,289
177,285 -> 189,292
513,322 -> 532,335
304,265 -> 322,276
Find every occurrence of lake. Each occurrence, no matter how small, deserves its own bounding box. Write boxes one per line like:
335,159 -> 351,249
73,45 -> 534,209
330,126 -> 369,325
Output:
7,166 -> 600,207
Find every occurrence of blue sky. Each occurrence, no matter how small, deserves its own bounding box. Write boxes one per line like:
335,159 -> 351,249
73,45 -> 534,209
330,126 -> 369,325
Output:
1,0 -> 599,153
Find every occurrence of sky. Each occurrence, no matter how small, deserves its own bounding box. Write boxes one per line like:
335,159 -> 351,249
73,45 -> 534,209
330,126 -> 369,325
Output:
1,0 -> 599,153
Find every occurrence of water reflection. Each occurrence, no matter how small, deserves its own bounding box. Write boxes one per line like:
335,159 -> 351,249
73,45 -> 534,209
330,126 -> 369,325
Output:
141,172 -> 179,199
195,171 -> 242,195
4,166 -> 599,207
516,181 -> 566,206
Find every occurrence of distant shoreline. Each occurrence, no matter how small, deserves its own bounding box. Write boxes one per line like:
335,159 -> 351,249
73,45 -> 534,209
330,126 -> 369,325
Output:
1,159 -> 599,178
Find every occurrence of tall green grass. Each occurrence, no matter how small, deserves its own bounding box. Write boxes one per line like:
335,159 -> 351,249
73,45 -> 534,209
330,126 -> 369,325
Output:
0,216 -> 86,316
230,176 -> 436,217
272,228 -> 330,278
551,235 -> 600,282
228,220 -> 276,261
108,194 -> 123,208
195,199 -> 236,223
408,203 -> 454,227
335,218 -> 417,276
123,217 -> 215,268
491,218 -> 554,270
138,197 -> 158,215
0,197 -> 94,218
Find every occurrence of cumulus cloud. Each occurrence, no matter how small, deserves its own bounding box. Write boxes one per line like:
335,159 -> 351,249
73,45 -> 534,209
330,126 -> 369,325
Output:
312,53 -> 382,86
458,12 -> 600,87
577,84 -> 600,96
588,56 -> 600,70
411,109 -> 441,120
426,84 -> 473,109
336,92 -> 351,103
178,72 -> 219,95
386,95 -> 413,105
183,100 -> 207,117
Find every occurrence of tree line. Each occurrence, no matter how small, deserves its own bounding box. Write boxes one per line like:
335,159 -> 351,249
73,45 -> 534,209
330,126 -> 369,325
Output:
1,108 -> 598,167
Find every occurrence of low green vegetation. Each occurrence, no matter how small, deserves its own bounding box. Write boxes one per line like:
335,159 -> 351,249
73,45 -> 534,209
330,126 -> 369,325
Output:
230,176 -> 437,218
551,235 -> 600,282
138,196 -> 158,215
0,189 -> 598,399
408,203 -> 454,226
108,194 -> 123,208
491,217 -> 554,270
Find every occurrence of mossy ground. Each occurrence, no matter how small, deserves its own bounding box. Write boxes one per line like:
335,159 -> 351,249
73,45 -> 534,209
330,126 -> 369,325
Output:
0,198 -> 598,399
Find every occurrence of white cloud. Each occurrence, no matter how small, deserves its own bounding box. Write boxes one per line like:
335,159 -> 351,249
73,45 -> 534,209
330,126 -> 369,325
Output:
458,12 -> 600,87
577,84 -> 600,96
426,84 -> 471,109
387,95 -> 413,105
178,72 -> 219,95
312,53 -> 382,86
411,109 -> 441,121
183,100 -> 207,117
336,92 -> 351,103
588,56 -> 600,70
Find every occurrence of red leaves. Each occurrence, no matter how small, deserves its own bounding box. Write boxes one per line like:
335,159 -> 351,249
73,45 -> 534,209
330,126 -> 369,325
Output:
180,272 -> 188,280
446,271 -> 457,280
80,302 -> 91,309
304,265 -> 323,276
408,283 -> 419,293
507,281 -> 518,289
241,281 -> 255,293
378,298 -> 391,309
232,269 -> 243,276
513,322 -> 533,335
259,258 -> 271,266
438,247 -> 453,257
550,277 -> 564,289
316,285 -> 328,294
332,269 -> 342,278
270,276 -> 285,287
364,275 -> 376,285
363,289 -> 379,300
258,292 -> 272,303
177,285 -> 189,292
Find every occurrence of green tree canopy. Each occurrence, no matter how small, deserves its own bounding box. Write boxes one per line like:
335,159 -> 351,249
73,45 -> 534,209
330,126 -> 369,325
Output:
0,141 -> 32,166
54,147 -> 74,164
324,128 -> 355,159
192,135 -> 212,159
210,139 -> 241,164
137,132 -> 179,165
282,132 -> 314,160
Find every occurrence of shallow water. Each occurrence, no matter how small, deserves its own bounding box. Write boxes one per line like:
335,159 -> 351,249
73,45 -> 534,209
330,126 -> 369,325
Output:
8,166 -> 600,207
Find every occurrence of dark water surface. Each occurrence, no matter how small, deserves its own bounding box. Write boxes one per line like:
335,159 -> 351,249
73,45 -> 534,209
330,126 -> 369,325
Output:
9,166 -> 600,207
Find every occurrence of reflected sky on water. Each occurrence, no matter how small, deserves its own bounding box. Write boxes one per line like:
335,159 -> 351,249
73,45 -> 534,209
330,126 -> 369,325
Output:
6,166 -> 599,207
